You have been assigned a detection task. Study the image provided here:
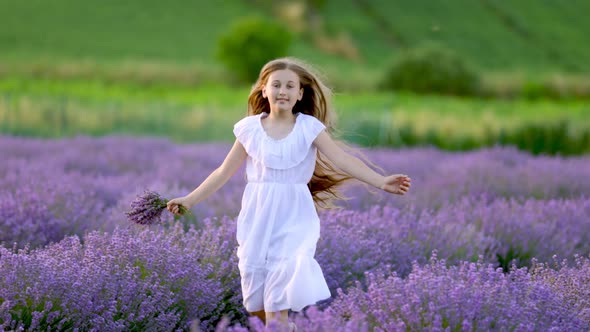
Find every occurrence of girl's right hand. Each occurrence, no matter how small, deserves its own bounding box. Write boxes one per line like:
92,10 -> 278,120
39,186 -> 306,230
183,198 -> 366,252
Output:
166,197 -> 190,215
381,174 -> 411,195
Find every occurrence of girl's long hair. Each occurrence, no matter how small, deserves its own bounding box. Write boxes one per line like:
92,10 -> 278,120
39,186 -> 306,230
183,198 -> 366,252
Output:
247,57 -> 380,210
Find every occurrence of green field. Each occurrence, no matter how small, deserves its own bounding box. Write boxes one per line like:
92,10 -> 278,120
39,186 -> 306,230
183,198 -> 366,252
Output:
1,0 -> 590,88
1,0 -> 589,154
2,77 -> 588,154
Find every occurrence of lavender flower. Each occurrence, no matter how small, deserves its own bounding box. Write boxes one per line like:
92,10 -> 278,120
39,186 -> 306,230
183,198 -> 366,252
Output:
126,190 -> 187,225
3,135 -> 590,330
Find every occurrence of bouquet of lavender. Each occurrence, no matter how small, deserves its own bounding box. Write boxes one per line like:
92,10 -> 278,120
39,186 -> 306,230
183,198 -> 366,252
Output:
126,190 -> 188,225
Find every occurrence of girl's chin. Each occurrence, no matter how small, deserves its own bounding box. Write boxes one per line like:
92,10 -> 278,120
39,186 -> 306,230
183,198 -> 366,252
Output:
275,105 -> 293,112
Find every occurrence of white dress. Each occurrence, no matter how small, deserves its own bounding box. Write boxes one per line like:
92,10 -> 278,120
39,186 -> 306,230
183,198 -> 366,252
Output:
233,111 -> 331,312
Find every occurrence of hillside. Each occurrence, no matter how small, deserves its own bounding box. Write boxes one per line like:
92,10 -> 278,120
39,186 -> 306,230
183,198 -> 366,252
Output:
319,0 -> 590,72
1,0 -> 589,86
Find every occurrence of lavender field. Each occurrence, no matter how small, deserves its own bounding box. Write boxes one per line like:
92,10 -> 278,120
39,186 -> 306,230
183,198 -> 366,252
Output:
1,135 -> 590,331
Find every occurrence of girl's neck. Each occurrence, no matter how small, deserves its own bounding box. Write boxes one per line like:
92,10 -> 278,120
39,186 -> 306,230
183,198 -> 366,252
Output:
264,109 -> 297,122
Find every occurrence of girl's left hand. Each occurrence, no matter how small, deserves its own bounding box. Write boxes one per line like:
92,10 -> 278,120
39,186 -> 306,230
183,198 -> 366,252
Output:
381,174 -> 411,195
167,196 -> 190,216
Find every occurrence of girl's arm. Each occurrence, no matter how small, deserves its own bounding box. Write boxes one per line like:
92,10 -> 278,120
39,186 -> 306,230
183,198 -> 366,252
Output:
313,131 -> 411,194
168,139 -> 247,213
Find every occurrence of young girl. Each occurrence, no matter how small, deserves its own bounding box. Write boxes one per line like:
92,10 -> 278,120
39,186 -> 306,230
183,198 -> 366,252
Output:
167,57 -> 411,331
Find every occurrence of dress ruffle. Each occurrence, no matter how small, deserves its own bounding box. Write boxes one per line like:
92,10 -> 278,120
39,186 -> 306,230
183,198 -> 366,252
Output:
264,254 -> 332,312
233,112 -> 326,170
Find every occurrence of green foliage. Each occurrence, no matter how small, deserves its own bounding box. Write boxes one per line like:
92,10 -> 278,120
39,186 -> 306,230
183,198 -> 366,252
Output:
497,121 -> 590,156
521,80 -> 562,100
308,0 -> 327,11
380,43 -> 481,95
497,246 -> 533,273
343,116 -> 590,156
215,17 -> 292,83
539,79 -> 590,100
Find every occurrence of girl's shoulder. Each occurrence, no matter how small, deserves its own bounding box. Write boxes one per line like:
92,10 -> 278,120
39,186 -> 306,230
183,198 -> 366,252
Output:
233,113 -> 261,145
298,113 -> 326,138
234,113 -> 261,128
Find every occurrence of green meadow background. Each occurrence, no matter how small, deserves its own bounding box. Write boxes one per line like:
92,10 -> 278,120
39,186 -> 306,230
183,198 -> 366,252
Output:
1,0 -> 589,155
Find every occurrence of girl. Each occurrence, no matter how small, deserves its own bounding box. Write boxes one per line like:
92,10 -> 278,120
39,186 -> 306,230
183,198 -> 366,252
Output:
167,57 -> 411,331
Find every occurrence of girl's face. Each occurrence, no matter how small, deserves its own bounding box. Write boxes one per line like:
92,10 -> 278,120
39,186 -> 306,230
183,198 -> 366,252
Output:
262,69 -> 303,112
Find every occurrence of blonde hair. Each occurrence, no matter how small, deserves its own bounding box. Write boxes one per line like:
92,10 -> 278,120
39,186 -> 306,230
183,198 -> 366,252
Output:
247,57 -> 379,210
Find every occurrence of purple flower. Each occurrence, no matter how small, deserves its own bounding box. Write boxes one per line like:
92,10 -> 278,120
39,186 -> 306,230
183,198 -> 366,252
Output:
125,190 -> 187,225
3,135 -> 590,330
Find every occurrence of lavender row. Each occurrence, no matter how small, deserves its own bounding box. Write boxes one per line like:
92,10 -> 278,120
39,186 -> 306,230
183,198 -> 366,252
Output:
279,254 -> 590,332
2,222 -> 589,331
2,135 -> 589,249
3,188 -> 589,277
318,195 -> 590,291
0,219 -> 243,331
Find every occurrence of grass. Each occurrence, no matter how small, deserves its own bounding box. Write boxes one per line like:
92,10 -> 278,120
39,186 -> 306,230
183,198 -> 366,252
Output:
0,0 -> 258,63
1,0 -> 589,90
1,77 -> 588,155
320,0 -> 590,73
